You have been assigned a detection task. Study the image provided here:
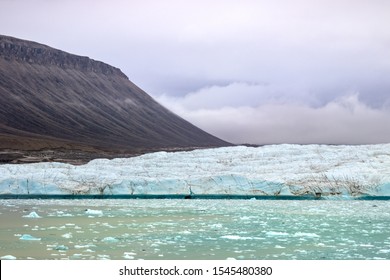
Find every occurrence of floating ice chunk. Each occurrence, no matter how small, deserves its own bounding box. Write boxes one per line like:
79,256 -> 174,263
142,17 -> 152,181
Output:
55,245 -> 69,251
61,214 -> 73,217
220,235 -> 254,240
102,223 -> 116,229
85,209 -> 103,216
266,231 -> 289,237
1,255 -> 17,260
123,252 -> 135,259
74,244 -> 96,249
102,237 -> 119,243
378,249 -> 390,254
124,252 -> 137,256
61,233 -> 73,239
23,211 -> 41,218
19,234 -> 41,241
295,249 -> 308,254
84,249 -> 95,253
210,223 -> 223,229
293,232 -> 320,238
359,244 -> 374,247
56,211 -> 73,217
71,254 -> 83,259
97,254 -> 111,260
221,235 -> 242,240
31,225 -> 39,231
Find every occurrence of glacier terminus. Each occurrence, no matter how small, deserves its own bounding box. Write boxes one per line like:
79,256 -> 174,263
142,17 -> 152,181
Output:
1,144 -> 390,199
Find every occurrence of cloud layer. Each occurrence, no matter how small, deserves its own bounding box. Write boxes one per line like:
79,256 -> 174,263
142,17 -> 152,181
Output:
157,89 -> 390,144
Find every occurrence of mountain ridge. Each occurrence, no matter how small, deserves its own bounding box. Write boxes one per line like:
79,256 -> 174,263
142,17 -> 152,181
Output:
0,35 -> 127,78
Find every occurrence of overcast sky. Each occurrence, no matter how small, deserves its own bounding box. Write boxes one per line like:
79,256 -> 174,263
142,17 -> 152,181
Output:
1,0 -> 390,144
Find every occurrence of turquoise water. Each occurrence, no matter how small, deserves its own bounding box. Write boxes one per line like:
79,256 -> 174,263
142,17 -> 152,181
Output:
0,199 -> 389,260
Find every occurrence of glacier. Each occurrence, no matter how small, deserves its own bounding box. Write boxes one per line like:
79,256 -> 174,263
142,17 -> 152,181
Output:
0,144 -> 390,198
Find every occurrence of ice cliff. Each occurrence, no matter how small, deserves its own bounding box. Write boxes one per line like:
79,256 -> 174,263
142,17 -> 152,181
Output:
1,144 -> 390,198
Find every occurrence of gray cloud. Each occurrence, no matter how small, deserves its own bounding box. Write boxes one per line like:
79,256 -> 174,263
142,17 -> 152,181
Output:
157,93 -> 390,144
1,0 -> 390,144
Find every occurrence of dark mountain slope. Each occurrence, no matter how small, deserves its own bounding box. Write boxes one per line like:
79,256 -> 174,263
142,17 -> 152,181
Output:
0,35 -> 230,163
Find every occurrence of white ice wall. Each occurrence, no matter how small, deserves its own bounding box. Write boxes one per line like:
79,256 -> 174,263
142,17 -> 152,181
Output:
1,144 -> 390,197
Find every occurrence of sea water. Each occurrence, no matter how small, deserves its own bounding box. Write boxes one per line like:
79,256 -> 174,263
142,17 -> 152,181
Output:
0,199 -> 389,260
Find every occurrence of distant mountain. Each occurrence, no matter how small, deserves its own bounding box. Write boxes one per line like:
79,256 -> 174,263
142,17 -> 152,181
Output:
0,35 -> 230,163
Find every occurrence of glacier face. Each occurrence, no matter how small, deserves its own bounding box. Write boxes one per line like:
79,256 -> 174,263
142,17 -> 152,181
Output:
0,144 -> 390,198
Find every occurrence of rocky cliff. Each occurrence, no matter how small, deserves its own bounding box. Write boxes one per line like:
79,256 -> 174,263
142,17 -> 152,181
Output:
0,35 -> 230,163
0,35 -> 126,78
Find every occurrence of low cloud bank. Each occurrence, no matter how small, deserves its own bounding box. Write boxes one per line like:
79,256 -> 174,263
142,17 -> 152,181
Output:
156,88 -> 390,145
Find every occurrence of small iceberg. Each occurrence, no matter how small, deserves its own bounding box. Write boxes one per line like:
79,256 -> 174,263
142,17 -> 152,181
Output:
22,211 -> 41,218
220,235 -> 254,240
123,252 -> 136,259
54,245 -> 69,251
85,209 -> 103,216
265,231 -> 289,237
293,232 -> 320,238
74,244 -> 96,249
97,254 -> 111,260
102,237 -> 119,243
221,235 -> 242,240
19,234 -> 41,241
61,233 -> 73,239
1,255 -> 17,260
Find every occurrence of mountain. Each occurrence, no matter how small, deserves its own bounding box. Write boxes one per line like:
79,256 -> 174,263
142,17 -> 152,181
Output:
0,35 -> 230,163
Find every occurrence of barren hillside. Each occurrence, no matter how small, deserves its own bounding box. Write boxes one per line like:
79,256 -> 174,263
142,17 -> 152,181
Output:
0,35 -> 230,163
